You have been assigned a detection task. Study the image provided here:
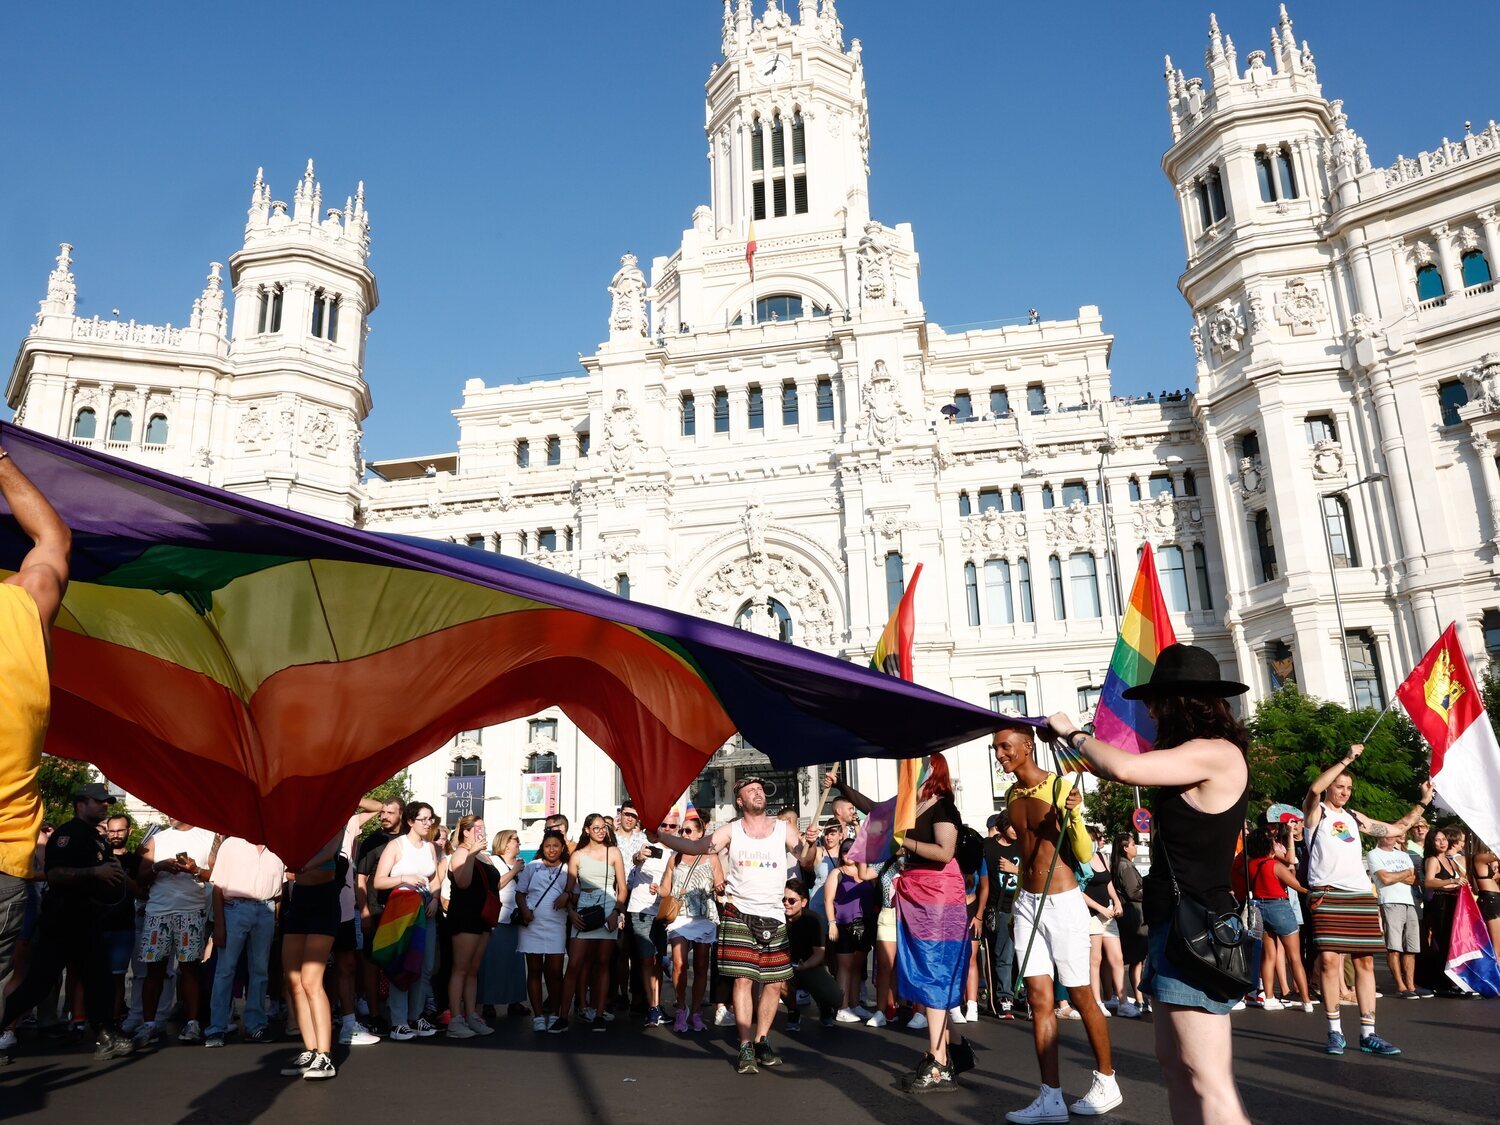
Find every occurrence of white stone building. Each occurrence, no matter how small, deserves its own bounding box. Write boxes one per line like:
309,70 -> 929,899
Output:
8,3 -> 1500,839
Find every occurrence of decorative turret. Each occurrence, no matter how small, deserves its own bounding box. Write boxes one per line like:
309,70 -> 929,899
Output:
242,160 -> 370,263
37,243 -> 77,322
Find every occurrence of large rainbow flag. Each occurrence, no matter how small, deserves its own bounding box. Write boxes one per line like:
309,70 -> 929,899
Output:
1081,543 -> 1178,769
0,424 -> 1008,865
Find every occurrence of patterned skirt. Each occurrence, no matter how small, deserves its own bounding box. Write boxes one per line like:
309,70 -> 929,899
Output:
1308,886 -> 1384,954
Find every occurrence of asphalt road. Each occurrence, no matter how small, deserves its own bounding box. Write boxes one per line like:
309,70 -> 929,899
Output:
3,992 -> 1496,1124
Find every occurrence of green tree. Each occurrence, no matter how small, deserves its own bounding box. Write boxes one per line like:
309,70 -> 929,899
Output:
37,754 -> 95,829
1082,779 -> 1142,841
1246,686 -> 1427,823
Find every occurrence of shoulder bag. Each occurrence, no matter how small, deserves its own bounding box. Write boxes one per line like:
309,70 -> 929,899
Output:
657,855 -> 702,926
1160,832 -> 1255,1002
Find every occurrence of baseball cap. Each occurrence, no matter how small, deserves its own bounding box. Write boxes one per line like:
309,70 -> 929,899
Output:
73,782 -> 121,804
733,776 -> 765,794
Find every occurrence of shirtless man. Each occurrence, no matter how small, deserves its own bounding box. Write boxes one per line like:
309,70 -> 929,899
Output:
653,776 -> 801,1075
995,725 -> 1121,1123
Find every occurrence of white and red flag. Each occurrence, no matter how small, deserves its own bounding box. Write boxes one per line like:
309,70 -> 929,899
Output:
745,218 -> 757,282
1394,622 -> 1500,853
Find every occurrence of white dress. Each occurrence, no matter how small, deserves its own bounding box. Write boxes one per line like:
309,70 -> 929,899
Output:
515,859 -> 569,955
665,854 -> 719,946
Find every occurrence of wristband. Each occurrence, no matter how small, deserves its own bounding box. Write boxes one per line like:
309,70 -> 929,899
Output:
1069,730 -> 1088,751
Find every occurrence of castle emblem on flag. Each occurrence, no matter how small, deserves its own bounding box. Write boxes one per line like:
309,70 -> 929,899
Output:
1424,648 -> 1465,721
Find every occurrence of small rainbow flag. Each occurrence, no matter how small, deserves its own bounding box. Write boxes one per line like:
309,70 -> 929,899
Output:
1085,543 -> 1178,768
370,886 -> 427,989
850,567 -> 928,863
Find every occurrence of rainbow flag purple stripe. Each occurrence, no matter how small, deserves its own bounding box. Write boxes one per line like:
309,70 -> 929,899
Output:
1089,543 -> 1178,763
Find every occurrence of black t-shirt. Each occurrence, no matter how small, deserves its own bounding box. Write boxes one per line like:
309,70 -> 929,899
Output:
906,796 -> 962,868
983,837 -> 1021,913
44,817 -> 113,919
355,830 -> 398,910
787,911 -> 825,965
102,851 -> 143,932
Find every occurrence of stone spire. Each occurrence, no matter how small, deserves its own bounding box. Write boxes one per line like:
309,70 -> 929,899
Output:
293,158 -> 318,223
1207,13 -> 1223,61
39,243 -> 77,319
190,262 -> 227,335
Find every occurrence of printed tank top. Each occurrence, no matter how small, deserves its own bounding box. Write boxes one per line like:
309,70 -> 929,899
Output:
727,818 -> 787,919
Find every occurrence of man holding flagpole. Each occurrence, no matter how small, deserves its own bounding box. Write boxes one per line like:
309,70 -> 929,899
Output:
1301,745 -> 1432,1056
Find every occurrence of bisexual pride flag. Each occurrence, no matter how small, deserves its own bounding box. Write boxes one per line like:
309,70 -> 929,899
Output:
1447,886 -> 1500,997
0,425 -> 1006,866
1083,543 -> 1178,770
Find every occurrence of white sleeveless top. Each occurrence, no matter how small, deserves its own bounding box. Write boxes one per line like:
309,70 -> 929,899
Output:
727,819 -> 787,919
1306,803 -> 1373,892
389,836 -> 437,884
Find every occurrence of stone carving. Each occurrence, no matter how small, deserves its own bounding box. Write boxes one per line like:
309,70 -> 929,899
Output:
603,388 -> 645,471
1205,299 -> 1246,358
959,510 -> 1028,554
870,510 -> 916,546
1238,455 -> 1265,497
856,223 -> 892,305
1460,353 -> 1500,414
857,359 -> 909,445
1043,501 -> 1100,551
45,243 -> 76,313
1410,240 -> 1436,267
1311,439 -> 1345,480
73,317 -> 183,348
236,405 -> 270,446
1130,492 -> 1204,543
742,493 -> 770,558
302,410 -> 337,451
1275,277 -> 1326,335
695,551 -> 836,648
608,253 -> 648,340
737,601 -> 784,640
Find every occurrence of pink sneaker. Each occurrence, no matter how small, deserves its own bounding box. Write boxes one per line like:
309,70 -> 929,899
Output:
690,1012 -> 707,1033
673,1009 -> 689,1034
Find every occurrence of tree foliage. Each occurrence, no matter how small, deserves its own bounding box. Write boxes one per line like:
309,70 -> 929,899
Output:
37,754 -> 95,829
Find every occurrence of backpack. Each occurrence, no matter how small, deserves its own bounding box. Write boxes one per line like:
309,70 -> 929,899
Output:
955,824 -> 985,877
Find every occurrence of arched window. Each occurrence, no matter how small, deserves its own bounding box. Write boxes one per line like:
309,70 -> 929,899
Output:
109,411 -> 133,443
615,574 -> 631,599
72,408 -> 96,440
1323,494 -> 1358,567
450,754 -> 482,777
1438,379 -> 1469,426
964,562 -> 981,626
1017,557 -> 1035,623
756,294 -> 803,322
1196,166 -> 1227,226
1158,545 -> 1190,612
515,438 -> 530,468
957,491 -> 972,518
1276,146 -> 1299,199
680,392 -> 696,437
311,288 -> 325,338
1068,551 -> 1101,618
736,597 -> 793,642
985,558 -> 1014,625
1254,511 -> 1278,582
1462,249 -> 1493,288
1255,152 -> 1277,203
257,284 -> 284,333
145,414 -> 168,445
1416,263 -> 1445,302
1048,555 -> 1066,620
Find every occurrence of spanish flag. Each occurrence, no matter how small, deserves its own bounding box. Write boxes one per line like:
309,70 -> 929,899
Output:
745,218 -> 757,282
1395,623 -> 1500,858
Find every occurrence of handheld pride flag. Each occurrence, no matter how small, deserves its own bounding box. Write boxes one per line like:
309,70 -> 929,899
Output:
1083,543 -> 1178,770
1446,885 -> 1500,997
1395,622 -> 1500,858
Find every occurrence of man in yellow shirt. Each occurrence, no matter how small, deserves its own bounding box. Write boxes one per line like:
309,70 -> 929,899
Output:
0,440 -> 72,1055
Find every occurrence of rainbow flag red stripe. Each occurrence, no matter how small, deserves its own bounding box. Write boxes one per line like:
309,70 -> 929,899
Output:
870,562 -> 922,680
1088,543 -> 1178,765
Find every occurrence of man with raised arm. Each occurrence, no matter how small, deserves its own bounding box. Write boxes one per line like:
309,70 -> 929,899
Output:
1302,743 -> 1432,1056
995,724 -> 1121,1122
0,442 -> 71,1065
653,776 -> 802,1075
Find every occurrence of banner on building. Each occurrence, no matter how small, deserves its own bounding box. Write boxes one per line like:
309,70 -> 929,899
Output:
446,774 -> 485,826
521,773 -> 560,820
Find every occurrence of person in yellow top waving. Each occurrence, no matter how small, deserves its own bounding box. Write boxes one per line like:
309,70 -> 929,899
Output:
995,723 -> 1120,1123
0,438 -> 72,1062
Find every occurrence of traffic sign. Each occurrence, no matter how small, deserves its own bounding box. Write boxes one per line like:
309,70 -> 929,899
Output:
1131,807 -> 1151,834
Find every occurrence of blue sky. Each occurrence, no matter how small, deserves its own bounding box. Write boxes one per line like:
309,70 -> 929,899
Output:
3,2 -> 1496,460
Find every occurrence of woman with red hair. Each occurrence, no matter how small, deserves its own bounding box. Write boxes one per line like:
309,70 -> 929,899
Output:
893,753 -> 970,1094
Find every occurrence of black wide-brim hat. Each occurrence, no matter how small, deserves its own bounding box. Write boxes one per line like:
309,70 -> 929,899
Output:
1121,643 -> 1249,700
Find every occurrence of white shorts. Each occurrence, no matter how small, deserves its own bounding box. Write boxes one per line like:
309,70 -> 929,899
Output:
1013,887 -> 1092,989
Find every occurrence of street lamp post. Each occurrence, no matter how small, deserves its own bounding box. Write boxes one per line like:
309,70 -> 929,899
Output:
1319,472 -> 1387,708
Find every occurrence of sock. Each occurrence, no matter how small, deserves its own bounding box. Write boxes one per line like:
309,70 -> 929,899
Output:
1326,1015 -> 1342,1036
1360,1015 -> 1375,1040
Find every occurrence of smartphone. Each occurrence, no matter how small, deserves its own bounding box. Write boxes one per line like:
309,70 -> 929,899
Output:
647,845 -> 663,859
176,852 -> 189,863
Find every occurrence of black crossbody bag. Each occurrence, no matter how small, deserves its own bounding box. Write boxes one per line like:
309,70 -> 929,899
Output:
1160,833 -> 1255,1002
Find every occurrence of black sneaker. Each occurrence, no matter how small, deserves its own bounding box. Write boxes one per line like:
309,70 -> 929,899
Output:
302,1052 -> 337,1080
244,1026 -> 271,1043
737,1041 -> 759,1074
754,1037 -> 783,1067
999,997 -> 1015,1020
548,1017 -> 570,1035
785,1014 -> 802,1033
591,1015 -> 608,1032
280,1050 -> 316,1076
906,1057 -> 957,1094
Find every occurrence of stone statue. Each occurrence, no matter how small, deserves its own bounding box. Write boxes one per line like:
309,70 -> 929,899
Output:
608,253 -> 648,340
857,359 -> 909,445
742,494 -> 769,559
603,388 -> 645,472
857,223 -> 892,305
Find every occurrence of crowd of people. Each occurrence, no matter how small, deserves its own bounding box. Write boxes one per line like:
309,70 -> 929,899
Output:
0,451 -> 1492,1121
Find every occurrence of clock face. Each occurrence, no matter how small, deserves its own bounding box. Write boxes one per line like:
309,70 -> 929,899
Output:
757,53 -> 790,85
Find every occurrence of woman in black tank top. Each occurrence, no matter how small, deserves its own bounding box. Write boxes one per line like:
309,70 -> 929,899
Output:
1046,643 -> 1252,1125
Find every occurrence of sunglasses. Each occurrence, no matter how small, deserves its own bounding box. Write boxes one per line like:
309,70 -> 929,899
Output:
781,896 -> 801,905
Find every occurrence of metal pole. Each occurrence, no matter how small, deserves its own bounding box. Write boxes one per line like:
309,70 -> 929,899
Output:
1320,487 -> 1359,707
1097,440 -> 1139,809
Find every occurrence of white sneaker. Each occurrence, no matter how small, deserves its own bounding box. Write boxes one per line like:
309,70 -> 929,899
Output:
467,1014 -> 495,1036
446,1019 -> 476,1039
389,1024 -> 417,1041
339,1020 -> 380,1045
302,1051 -> 336,1080
1117,999 -> 1140,1019
907,1012 -> 928,1030
1098,1005 -> 1112,1017
714,1005 -> 735,1027
964,1001 -> 979,1022
866,1011 -> 888,1027
1261,997 -> 1285,1011
412,1017 -> 438,1037
1301,1002 -> 1315,1013
531,1016 -> 547,1032
1006,1085 -> 1069,1124
0,1029 -> 15,1051
948,1006 -> 967,1024
178,1020 -> 203,1043
835,1007 -> 863,1023
583,1007 -> 597,1023
1070,1070 -> 1123,1116
1230,999 -> 1247,1012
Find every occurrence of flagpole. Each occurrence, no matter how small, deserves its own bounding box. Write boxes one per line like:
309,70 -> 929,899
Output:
1360,696 -> 1399,743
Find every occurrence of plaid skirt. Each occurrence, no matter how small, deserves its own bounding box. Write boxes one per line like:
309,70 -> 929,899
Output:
1309,887 -> 1384,955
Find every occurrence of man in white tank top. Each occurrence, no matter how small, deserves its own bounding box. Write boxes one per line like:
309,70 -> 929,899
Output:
1303,743 -> 1432,1057
655,776 -> 803,1075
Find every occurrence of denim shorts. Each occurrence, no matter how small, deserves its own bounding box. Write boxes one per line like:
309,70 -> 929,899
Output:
1141,921 -> 1238,1015
628,912 -> 666,961
105,929 -> 135,975
1255,896 -> 1299,938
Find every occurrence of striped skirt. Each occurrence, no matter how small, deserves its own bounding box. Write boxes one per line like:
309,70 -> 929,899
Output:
1309,887 -> 1384,954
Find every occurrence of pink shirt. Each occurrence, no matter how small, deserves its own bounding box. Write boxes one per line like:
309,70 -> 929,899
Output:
209,837 -> 286,902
